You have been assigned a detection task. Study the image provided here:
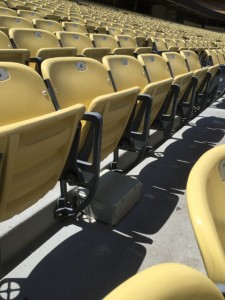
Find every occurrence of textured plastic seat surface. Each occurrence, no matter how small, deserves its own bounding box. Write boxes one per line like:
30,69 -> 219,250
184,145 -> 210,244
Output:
9,28 -> 76,60
104,263 -> 223,300
41,57 -> 140,160
0,15 -> 33,29
103,55 -> 172,126
187,144 -> 225,283
33,18 -> 64,33
0,62 -> 85,221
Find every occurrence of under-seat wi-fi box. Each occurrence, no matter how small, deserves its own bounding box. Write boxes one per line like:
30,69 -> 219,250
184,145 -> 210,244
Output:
86,170 -> 143,225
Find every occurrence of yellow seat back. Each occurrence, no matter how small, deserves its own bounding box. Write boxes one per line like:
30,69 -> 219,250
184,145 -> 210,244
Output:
33,18 -> 64,33
104,263 -> 223,300
0,30 -> 13,49
103,55 -> 173,127
138,53 -> 172,82
9,28 -> 60,57
116,34 -> 137,48
0,15 -> 33,30
153,37 -> 168,51
164,38 -> 178,51
0,7 -> 17,16
42,57 -> 114,108
187,145 -> 225,283
162,52 -> 194,103
56,31 -> 92,55
90,33 -> 119,52
103,55 -> 148,91
68,16 -> 85,24
41,57 -> 140,160
162,52 -> 189,76
62,21 -> 87,33
215,50 -> 225,65
180,50 -> 202,71
17,10 -> 44,21
205,50 -> 220,66
0,62 -> 85,221
106,26 -> 121,36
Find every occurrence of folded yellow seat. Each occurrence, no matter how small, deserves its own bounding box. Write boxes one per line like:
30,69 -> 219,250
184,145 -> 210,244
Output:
0,15 -> 33,33
41,57 -> 146,221
0,7 -> 17,16
56,31 -> 111,62
62,21 -> 87,33
33,18 -> 64,33
103,54 -> 173,145
17,10 -> 44,21
0,62 -> 85,221
9,28 -> 77,71
0,30 -> 30,64
41,56 -> 140,163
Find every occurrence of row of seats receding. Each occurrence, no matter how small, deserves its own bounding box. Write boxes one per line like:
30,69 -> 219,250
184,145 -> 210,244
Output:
0,50 -> 221,221
1,0 -> 225,43
0,2 -> 225,298
0,13 -> 223,49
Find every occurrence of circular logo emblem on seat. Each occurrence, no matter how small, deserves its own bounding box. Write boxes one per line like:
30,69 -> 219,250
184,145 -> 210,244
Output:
34,31 -> 42,38
121,58 -> 128,65
15,18 -> 22,23
72,34 -> 79,40
76,61 -> 87,71
149,56 -> 155,62
0,68 -> 9,81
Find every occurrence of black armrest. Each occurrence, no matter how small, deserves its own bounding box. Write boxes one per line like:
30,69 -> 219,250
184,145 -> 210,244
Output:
78,112 -> 103,175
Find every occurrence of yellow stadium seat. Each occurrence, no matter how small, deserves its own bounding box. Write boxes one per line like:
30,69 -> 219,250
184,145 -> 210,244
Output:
17,10 -> 44,21
56,31 -> 110,62
146,37 -> 168,52
0,62 -> 85,221
41,57 -> 140,166
106,26 -> 121,36
187,144 -> 225,284
180,50 -> 214,112
0,15 -> 33,35
33,18 -> 64,33
164,38 -> 178,51
115,34 -> 152,55
0,7 -> 17,16
162,52 -> 196,122
68,16 -> 85,24
103,55 -> 173,147
104,263 -> 224,300
62,21 -> 87,33
0,29 -> 30,64
9,28 -> 77,71
201,49 -> 222,103
90,33 -> 133,55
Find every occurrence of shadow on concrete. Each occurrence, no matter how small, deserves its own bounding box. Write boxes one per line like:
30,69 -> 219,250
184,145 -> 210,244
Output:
115,115 -> 225,237
0,220 -> 146,300
211,97 -> 225,109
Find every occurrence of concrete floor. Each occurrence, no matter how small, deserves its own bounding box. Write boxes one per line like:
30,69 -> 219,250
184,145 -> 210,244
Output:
0,97 -> 225,300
